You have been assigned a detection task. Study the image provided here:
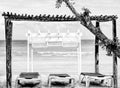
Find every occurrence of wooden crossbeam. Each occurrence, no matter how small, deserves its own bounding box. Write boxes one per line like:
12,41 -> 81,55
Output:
2,12 -> 117,22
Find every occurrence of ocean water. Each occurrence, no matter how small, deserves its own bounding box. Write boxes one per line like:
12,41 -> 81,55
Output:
0,40 -> 120,86
0,40 -> 94,74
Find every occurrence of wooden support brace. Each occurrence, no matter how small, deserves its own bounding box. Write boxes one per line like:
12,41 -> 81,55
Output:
112,19 -> 118,88
5,18 -> 13,88
95,21 -> 99,73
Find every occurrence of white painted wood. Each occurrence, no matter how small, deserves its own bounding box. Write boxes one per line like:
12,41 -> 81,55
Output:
27,30 -> 82,74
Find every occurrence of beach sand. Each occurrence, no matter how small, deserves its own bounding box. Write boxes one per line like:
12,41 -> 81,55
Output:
0,40 -> 120,87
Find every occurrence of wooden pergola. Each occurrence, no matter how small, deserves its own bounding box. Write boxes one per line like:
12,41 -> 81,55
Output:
2,12 -> 118,88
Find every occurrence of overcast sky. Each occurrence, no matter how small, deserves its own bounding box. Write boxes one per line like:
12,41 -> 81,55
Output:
0,0 -> 120,40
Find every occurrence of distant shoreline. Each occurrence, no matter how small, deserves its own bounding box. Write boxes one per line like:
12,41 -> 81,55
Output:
0,39 -> 94,42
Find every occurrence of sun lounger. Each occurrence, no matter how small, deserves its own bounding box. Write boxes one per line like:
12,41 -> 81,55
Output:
15,72 -> 42,88
80,72 -> 113,87
48,74 -> 75,88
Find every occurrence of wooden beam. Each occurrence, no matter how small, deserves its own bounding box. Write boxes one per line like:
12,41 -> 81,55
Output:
112,19 -> 118,88
95,21 -> 99,73
5,18 -> 13,88
2,12 -> 117,22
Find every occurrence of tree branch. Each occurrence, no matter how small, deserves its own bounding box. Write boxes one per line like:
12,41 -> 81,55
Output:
56,0 -> 120,58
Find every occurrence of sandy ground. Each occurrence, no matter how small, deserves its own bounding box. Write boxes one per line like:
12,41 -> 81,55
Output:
0,53 -> 120,88
0,40 -> 120,87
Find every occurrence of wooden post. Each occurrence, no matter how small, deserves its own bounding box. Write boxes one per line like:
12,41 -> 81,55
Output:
27,31 -> 31,72
77,32 -> 82,75
31,48 -> 34,72
112,19 -> 118,88
5,18 -> 13,88
95,21 -> 99,73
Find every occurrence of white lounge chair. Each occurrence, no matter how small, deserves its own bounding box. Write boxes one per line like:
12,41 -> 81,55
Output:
15,72 -> 42,88
80,72 -> 113,87
48,74 -> 75,88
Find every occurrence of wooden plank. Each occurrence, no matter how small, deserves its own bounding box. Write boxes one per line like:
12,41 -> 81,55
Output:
5,18 -> 12,88
2,12 -> 117,22
112,19 -> 118,88
95,21 -> 99,73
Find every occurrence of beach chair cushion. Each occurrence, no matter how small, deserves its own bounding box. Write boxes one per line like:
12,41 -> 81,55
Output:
49,73 -> 70,77
19,72 -> 40,79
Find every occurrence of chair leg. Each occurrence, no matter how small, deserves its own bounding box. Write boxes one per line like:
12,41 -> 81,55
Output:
70,78 -> 75,88
48,79 -> 51,88
79,75 -> 84,85
79,75 -> 81,85
15,80 -> 21,88
85,76 -> 90,88
36,83 -> 42,88
108,78 -> 113,87
111,78 -> 113,87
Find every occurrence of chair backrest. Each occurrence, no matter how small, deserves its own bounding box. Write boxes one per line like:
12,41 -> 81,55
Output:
19,72 -> 40,78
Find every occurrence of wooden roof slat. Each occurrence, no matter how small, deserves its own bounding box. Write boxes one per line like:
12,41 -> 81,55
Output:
2,12 -> 118,22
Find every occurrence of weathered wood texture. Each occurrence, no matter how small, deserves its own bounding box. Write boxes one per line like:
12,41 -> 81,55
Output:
112,19 -> 118,88
60,0 -> 120,59
2,12 -> 117,22
5,18 -> 12,88
95,21 -> 99,73
2,1 -> 119,88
